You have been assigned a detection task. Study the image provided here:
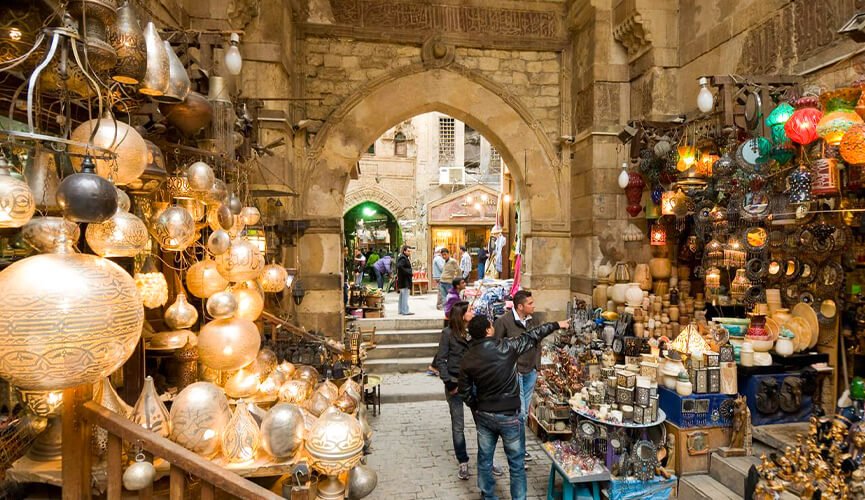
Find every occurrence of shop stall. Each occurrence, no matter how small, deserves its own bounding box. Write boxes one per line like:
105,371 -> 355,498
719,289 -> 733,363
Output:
533,75 -> 865,496
0,2 -> 376,498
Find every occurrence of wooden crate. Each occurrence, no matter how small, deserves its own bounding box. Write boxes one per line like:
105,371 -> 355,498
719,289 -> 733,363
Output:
664,421 -> 731,476
363,309 -> 383,319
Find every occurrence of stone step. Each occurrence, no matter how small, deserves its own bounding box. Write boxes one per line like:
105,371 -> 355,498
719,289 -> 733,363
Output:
365,356 -> 432,374
708,452 -> 759,498
374,329 -> 443,345
355,317 -> 444,331
366,343 -> 439,360
677,474 -> 741,500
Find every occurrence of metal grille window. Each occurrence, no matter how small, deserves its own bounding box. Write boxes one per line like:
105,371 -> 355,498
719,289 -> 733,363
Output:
438,117 -> 455,164
394,132 -> 407,157
489,145 -> 502,174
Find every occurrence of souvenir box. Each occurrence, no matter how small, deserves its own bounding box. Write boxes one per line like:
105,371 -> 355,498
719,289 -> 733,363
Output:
658,386 -> 735,428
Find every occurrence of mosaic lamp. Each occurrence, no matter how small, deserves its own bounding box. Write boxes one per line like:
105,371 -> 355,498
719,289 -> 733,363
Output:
306,408 -> 365,500
817,110 -> 863,146
0,155 -> 35,228
841,123 -> 865,164
0,236 -> 143,391
649,223 -> 666,246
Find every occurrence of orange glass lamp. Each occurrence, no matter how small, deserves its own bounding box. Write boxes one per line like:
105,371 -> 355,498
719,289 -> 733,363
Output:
650,223 -> 667,246
676,145 -> 697,172
697,152 -> 718,177
670,323 -> 711,357
841,123 -> 865,165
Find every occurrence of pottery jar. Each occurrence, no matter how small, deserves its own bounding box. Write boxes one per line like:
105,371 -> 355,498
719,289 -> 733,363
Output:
676,371 -> 693,396
592,284 -> 608,308
634,264 -> 652,291
610,283 -> 629,304
772,308 -> 793,326
740,342 -> 755,367
634,322 -> 645,338
774,332 -> 795,357
625,283 -> 644,307
649,257 -> 672,280
614,262 -> 631,283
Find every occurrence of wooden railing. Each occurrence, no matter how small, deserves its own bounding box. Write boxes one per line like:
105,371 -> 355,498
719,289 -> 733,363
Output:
61,386 -> 283,500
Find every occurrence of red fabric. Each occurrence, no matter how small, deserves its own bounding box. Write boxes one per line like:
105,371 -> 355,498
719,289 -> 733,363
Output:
509,254 -> 522,297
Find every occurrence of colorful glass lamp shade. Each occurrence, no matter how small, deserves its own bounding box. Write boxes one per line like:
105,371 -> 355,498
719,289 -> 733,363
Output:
788,164 -> 813,204
784,108 -> 823,145
624,171 -> 645,217
765,102 -> 794,145
650,223 -> 666,246
816,110 -> 863,146
676,145 -> 697,172
841,123 -> 865,164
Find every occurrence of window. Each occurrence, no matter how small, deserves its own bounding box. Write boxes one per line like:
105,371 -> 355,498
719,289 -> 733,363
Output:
367,143 -> 375,155
489,145 -> 502,174
438,117 -> 455,164
394,132 -> 407,157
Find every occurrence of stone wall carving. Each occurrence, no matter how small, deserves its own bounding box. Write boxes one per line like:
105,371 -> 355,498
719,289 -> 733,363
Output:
325,0 -> 563,40
737,8 -> 793,75
613,14 -> 651,62
794,0 -> 864,62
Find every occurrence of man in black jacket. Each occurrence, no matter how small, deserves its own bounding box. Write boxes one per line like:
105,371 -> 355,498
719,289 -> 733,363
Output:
494,290 -> 538,463
459,315 -> 568,500
396,245 -> 413,315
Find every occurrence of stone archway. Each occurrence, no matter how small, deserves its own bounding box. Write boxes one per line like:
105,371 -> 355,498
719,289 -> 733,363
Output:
343,186 -> 410,220
296,65 -> 571,331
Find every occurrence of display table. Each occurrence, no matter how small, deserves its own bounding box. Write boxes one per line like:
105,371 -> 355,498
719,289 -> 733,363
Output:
540,444 -> 609,500
607,475 -> 677,500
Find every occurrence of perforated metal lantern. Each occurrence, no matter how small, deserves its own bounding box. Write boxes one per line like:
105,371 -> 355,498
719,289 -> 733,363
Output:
0,240 -> 144,390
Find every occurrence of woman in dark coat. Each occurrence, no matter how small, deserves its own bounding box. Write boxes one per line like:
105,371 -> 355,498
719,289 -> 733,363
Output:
435,301 -> 502,480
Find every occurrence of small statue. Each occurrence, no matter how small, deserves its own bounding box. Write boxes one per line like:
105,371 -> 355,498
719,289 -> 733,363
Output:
665,433 -> 677,474
728,395 -> 750,454
850,468 -> 865,498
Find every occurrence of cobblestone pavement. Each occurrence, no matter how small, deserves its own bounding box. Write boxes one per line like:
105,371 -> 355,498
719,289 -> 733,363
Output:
365,400 -> 552,500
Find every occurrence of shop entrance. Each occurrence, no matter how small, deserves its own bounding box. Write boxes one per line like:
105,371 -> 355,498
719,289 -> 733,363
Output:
343,201 -> 401,254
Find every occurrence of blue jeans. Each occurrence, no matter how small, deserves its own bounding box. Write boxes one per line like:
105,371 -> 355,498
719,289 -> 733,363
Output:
374,268 -> 384,288
478,262 -> 485,280
398,288 -> 410,314
475,411 -> 525,500
446,390 -> 469,464
439,283 -> 452,306
518,370 -> 538,453
354,271 -> 363,286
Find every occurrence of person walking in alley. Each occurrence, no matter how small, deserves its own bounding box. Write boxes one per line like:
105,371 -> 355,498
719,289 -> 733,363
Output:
352,248 -> 366,286
444,277 -> 467,318
477,245 -> 488,282
459,245 -> 472,281
435,301 -> 504,481
432,247 -> 445,310
459,315 -> 568,500
439,248 -> 460,307
373,253 -> 393,289
494,290 -> 539,465
396,245 -> 414,315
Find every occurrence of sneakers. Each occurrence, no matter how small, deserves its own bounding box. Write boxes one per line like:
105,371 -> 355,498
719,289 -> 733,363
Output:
458,463 -> 469,480
524,451 -> 534,462
491,463 -> 504,477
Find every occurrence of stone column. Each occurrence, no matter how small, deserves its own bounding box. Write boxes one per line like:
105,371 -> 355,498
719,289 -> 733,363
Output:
293,217 -> 344,336
568,0 -> 632,298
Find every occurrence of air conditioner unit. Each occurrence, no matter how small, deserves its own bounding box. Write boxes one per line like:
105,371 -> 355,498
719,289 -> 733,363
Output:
439,166 -> 465,185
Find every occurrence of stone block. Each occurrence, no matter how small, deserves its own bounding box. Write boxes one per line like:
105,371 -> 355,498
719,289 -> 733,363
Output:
541,86 -> 560,97
512,72 -> 529,86
542,60 -> 560,73
342,56 -> 360,68
306,53 -> 323,66
526,61 -> 544,73
323,54 -> 341,67
501,59 -> 526,71
530,73 -> 559,85
593,194 -> 616,220
347,71 -> 367,81
478,57 -> 500,71
521,51 -> 540,61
